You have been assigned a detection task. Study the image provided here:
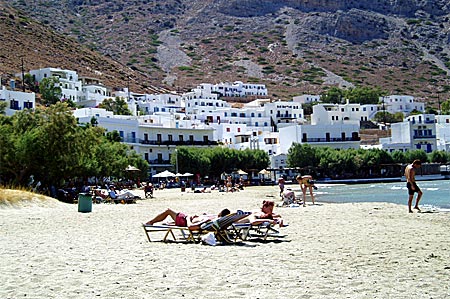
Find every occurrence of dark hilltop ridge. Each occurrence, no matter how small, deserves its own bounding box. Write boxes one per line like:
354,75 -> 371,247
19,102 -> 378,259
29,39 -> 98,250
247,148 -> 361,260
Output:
1,0 -> 450,103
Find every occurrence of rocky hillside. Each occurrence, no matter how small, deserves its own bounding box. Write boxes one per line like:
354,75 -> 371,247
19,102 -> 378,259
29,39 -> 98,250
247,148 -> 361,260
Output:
0,3 -> 168,94
2,0 -> 450,104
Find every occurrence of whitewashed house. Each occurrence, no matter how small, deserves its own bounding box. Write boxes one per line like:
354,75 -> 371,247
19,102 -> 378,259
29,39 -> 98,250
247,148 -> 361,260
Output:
30,68 -> 83,103
380,95 -> 425,116
379,114 -> 437,153
311,100 -> 377,125
0,85 -> 35,116
29,68 -> 114,107
293,94 -> 321,104
79,76 -> 111,107
279,123 -> 361,153
127,92 -> 183,116
435,115 -> 450,152
212,81 -> 267,97
73,108 -> 216,176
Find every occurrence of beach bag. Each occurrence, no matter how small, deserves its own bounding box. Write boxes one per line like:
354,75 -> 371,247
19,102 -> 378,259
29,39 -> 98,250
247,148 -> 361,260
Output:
201,232 -> 217,246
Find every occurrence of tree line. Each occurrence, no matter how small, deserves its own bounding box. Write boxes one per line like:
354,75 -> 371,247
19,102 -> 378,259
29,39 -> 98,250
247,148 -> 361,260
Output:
0,103 -> 148,190
287,143 -> 450,179
170,146 -> 270,179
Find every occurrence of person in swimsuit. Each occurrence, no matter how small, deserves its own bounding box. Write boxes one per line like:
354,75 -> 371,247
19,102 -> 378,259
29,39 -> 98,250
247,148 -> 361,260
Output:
297,175 -> 315,206
278,176 -> 285,197
145,208 -> 230,230
405,159 -> 423,213
238,200 -> 285,227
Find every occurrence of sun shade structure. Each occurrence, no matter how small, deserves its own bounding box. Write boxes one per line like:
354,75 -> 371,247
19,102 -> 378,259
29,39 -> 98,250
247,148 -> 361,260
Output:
153,170 -> 176,178
125,165 -> 140,171
258,169 -> 270,175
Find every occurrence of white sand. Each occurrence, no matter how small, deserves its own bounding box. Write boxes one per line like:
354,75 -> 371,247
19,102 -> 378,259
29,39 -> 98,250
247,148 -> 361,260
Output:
1,186 -> 449,299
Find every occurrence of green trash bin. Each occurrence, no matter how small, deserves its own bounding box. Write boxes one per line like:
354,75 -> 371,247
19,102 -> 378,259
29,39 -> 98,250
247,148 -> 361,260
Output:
78,193 -> 92,213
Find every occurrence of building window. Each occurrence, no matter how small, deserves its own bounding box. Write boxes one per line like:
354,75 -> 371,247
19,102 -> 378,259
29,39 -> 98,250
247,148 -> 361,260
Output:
179,135 -> 183,142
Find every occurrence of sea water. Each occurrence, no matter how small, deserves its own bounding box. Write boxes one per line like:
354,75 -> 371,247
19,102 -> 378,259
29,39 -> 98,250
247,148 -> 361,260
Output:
314,180 -> 450,210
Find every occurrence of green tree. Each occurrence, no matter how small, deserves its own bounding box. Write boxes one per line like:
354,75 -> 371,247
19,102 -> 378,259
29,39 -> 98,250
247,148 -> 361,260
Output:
0,101 -> 7,114
346,87 -> 384,104
321,87 -> 344,103
441,99 -> 450,115
23,73 -> 39,92
0,102 -> 147,188
286,143 -> 318,168
429,150 -> 449,163
39,77 -> 62,105
373,111 -> 404,123
99,97 -> 132,115
425,106 -> 438,115
391,150 -> 407,164
405,150 -> 428,163
106,130 -> 122,142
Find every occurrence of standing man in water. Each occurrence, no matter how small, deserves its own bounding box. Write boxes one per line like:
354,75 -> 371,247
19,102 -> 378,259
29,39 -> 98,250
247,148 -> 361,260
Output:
405,159 -> 423,213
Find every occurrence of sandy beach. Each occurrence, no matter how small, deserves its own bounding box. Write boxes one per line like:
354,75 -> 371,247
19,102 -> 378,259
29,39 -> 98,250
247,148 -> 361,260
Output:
1,186 -> 449,299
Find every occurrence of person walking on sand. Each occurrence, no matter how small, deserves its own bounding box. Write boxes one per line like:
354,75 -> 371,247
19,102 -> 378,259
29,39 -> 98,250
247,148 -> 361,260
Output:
278,176 -> 285,197
405,159 -> 423,213
297,175 -> 315,206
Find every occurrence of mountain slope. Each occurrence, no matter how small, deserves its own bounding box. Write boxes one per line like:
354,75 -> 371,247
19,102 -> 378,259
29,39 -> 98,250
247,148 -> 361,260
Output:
0,3 -> 168,93
3,0 -> 450,103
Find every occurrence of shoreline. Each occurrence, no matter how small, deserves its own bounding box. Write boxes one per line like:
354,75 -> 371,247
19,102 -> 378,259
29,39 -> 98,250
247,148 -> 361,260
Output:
315,174 -> 449,184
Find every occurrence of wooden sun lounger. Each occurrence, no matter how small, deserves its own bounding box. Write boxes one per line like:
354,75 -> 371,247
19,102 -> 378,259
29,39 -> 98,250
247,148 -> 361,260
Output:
142,224 -> 198,243
231,222 -> 284,241
200,211 -> 251,244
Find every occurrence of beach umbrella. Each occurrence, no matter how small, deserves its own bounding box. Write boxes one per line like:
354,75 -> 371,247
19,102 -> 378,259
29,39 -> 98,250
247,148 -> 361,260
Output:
153,170 -> 176,178
235,169 -> 248,175
125,165 -> 140,171
175,173 -> 184,177
182,172 -> 194,177
259,169 -> 270,175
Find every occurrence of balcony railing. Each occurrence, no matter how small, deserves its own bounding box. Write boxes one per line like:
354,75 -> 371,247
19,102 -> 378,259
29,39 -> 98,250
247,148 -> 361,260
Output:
128,138 -> 218,146
147,159 -> 171,165
410,120 -> 435,124
413,135 -> 436,139
302,137 -> 361,143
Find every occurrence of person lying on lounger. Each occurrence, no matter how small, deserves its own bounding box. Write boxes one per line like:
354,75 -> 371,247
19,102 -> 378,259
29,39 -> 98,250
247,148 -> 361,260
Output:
145,208 -> 230,231
238,200 -> 285,227
108,186 -> 139,200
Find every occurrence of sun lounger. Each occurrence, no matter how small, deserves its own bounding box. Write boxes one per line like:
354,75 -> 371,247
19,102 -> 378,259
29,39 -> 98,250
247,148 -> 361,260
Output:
143,210 -> 251,244
231,221 -> 284,241
142,224 -> 198,243
200,210 -> 250,244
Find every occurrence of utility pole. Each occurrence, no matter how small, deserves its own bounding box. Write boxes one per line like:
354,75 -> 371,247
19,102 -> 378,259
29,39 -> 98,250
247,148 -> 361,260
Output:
127,75 -> 131,102
21,57 -> 25,92
438,93 -> 441,115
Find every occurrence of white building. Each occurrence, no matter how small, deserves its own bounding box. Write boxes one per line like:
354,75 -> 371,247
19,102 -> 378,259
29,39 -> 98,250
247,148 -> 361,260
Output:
380,95 -> 425,116
436,115 -> 450,152
379,114 -> 437,153
259,99 -> 305,128
211,81 -> 267,97
29,68 -> 111,107
0,85 -> 35,116
279,123 -> 361,153
73,108 -> 216,176
30,68 -> 82,102
293,94 -> 321,104
311,100 -> 378,125
126,92 -> 183,116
